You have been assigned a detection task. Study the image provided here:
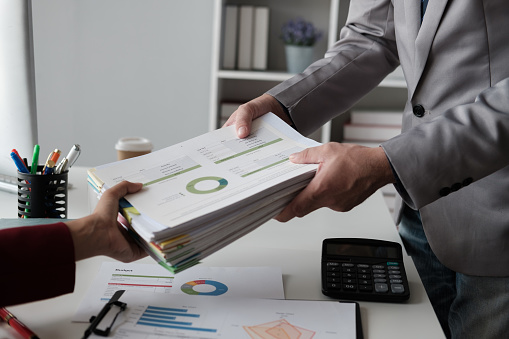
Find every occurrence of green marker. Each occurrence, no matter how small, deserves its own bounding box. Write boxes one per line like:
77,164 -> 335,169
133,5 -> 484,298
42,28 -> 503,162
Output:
31,144 -> 40,174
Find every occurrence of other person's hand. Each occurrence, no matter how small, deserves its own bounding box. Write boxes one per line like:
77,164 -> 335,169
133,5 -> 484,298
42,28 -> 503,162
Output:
65,181 -> 147,262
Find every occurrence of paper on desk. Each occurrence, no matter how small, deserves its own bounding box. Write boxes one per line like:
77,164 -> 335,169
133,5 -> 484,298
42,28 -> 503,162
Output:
89,290 -> 357,339
73,262 -> 284,322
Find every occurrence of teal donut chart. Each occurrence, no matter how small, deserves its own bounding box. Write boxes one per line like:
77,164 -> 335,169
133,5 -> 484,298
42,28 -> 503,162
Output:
186,176 -> 228,194
180,280 -> 229,296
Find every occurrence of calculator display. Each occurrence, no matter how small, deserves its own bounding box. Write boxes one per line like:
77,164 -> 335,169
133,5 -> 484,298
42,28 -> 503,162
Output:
326,243 -> 400,259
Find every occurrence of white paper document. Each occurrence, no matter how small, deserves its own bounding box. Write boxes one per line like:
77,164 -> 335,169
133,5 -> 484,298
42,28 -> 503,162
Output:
91,113 -> 319,235
88,114 -> 319,272
74,262 -> 284,322
89,291 -> 357,339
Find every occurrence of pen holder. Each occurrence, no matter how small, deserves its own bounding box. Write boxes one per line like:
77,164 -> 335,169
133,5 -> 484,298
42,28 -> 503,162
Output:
17,166 -> 68,219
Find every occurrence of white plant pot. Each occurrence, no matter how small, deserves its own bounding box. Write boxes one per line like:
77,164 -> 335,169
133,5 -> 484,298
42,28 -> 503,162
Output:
285,45 -> 314,74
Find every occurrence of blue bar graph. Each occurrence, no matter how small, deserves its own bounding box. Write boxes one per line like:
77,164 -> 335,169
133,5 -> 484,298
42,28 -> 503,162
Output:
137,306 -> 217,333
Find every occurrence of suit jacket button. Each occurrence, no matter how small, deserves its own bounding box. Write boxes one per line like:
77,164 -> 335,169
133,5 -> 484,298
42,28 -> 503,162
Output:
451,183 -> 462,192
462,177 -> 473,186
413,104 -> 425,117
439,187 -> 451,196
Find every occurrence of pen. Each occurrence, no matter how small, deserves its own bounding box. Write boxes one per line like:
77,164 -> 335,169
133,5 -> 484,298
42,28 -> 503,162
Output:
31,144 -> 40,174
10,151 -> 29,173
50,149 -> 61,165
11,149 -> 29,173
41,149 -> 60,175
0,307 -> 40,339
57,144 -> 81,174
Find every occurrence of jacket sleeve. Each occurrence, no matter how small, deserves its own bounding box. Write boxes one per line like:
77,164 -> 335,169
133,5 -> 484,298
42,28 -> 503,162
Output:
0,222 -> 76,306
267,0 -> 399,136
382,77 -> 509,209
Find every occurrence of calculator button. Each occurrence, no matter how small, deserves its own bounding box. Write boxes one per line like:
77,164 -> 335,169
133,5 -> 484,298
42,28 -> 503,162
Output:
374,278 -> 387,283
372,265 -> 385,269
343,273 -> 355,279
344,279 -> 357,284
358,274 -> 370,280
327,262 -> 340,266
373,274 -> 386,279
389,270 -> 401,274
391,284 -> 405,294
387,262 -> 399,266
359,279 -> 371,285
389,275 -> 402,279
375,283 -> 389,293
327,266 -> 340,272
372,269 -> 385,274
359,285 -> 372,292
327,283 -> 340,289
343,284 -> 357,290
342,263 -> 355,267
343,268 -> 356,273
390,279 -> 403,284
327,272 -> 340,278
357,264 -> 370,268
388,266 -> 400,270
358,268 -> 370,274
327,277 -> 341,282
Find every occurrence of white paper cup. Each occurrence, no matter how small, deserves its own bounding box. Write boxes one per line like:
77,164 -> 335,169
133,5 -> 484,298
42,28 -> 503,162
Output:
115,137 -> 153,160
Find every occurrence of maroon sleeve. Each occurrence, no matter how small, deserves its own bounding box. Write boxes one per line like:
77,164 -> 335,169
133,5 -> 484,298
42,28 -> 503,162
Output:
0,222 -> 76,306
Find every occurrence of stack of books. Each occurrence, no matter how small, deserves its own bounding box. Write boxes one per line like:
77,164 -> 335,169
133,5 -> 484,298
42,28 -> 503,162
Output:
88,114 -> 319,273
222,5 -> 270,70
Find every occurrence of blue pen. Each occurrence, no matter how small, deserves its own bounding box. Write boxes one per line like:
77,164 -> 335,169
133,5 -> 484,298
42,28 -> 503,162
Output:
10,151 -> 29,173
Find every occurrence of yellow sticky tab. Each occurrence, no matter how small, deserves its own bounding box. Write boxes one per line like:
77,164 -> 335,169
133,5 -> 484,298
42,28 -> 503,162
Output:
125,206 -> 140,215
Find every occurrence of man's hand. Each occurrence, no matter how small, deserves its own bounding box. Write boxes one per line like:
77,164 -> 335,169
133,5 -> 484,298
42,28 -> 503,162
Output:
276,143 -> 396,222
223,94 -> 291,138
66,181 -> 147,262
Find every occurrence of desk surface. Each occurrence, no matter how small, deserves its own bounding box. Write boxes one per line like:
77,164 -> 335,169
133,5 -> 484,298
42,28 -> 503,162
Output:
0,167 -> 445,338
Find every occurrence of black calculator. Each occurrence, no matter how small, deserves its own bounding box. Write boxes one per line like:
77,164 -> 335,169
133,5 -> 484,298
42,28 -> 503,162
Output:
321,238 -> 410,302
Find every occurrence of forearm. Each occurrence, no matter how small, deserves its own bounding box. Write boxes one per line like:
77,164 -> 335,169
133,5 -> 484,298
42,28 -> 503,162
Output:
268,0 -> 399,136
0,223 -> 76,306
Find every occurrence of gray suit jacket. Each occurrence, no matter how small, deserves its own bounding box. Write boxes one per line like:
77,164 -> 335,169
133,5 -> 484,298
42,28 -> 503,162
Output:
267,0 -> 509,276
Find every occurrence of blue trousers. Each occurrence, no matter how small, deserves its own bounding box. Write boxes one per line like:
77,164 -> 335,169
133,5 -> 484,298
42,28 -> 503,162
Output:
398,205 -> 509,339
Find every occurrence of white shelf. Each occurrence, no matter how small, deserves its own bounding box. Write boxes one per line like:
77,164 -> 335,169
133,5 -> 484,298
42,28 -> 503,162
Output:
218,70 -> 292,82
209,0 -> 406,143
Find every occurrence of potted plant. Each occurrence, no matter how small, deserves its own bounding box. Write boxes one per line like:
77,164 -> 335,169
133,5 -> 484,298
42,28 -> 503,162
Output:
280,17 -> 323,73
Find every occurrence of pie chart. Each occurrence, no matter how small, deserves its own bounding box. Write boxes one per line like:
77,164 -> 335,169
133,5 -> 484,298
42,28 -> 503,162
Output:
186,176 -> 228,194
180,280 -> 229,296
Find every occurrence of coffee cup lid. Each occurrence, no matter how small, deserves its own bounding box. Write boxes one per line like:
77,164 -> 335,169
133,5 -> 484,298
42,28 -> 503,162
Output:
115,137 -> 153,152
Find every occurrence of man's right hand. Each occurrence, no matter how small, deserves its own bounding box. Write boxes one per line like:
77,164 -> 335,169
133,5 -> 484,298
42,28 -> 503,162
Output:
223,94 -> 292,138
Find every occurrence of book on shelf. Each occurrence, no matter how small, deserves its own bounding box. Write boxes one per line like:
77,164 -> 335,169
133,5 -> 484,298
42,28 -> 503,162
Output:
343,123 -> 401,142
223,5 -> 270,71
237,5 -> 254,70
350,110 -> 403,126
343,109 -> 402,142
252,7 -> 269,70
88,113 -> 319,273
222,5 -> 239,70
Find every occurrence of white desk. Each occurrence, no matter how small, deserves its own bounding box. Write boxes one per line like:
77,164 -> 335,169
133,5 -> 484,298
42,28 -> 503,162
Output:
0,167 -> 445,338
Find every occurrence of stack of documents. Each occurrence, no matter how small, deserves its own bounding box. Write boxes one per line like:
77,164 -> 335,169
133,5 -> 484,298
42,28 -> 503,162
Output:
88,114 -> 319,273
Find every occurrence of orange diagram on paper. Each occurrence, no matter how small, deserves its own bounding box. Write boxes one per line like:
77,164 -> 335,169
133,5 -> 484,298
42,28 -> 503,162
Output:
243,319 -> 316,339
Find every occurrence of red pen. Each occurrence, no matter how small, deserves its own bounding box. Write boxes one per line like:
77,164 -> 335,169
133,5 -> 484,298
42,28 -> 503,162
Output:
0,308 -> 40,339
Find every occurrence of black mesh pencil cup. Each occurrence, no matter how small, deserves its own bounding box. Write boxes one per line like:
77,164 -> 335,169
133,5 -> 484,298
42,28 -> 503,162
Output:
17,166 -> 68,218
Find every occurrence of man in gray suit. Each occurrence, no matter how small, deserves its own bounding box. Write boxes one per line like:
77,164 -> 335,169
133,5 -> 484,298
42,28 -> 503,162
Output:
225,1 -> 509,338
